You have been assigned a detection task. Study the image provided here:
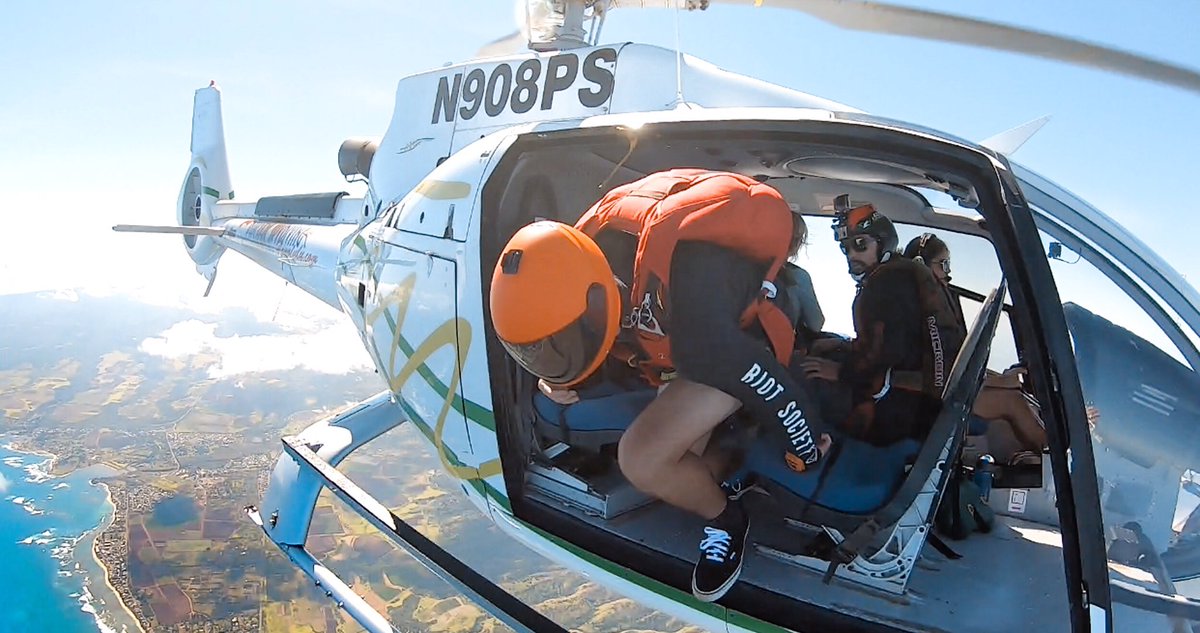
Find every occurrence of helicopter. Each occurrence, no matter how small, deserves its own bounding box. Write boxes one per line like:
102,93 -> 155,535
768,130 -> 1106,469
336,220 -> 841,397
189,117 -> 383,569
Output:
111,1 -> 1200,631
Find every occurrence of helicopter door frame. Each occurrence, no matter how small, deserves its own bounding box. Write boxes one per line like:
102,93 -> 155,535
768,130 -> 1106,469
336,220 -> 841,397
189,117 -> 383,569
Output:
992,164 -> 1114,631
387,133 -> 514,243
476,117 -> 1105,633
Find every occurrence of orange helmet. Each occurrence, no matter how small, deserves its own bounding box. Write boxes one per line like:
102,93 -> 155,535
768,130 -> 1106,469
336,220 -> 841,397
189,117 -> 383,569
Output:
490,221 -> 620,388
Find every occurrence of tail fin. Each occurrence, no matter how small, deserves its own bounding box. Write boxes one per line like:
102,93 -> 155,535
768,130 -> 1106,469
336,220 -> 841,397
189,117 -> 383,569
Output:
179,83 -> 233,274
979,116 -> 1051,157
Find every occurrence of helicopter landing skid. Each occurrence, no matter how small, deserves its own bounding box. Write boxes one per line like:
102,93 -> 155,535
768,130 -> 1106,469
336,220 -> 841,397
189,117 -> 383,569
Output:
246,391 -> 568,633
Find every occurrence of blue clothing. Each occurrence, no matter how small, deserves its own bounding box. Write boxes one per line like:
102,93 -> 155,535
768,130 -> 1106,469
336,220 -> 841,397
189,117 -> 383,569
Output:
777,262 -> 825,334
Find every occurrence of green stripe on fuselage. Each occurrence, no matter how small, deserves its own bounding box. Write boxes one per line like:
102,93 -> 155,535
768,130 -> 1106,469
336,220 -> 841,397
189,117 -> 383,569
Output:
379,299 -> 496,432
394,395 -> 509,510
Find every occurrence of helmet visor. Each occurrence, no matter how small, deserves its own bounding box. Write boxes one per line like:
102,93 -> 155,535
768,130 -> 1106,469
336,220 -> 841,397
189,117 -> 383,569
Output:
499,283 -> 612,387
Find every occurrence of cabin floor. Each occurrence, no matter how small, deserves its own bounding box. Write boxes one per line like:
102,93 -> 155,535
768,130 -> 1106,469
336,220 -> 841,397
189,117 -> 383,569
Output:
525,473 -> 1074,632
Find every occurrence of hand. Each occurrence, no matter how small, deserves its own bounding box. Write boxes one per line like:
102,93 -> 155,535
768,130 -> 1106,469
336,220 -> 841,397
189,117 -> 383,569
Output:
538,378 -> 579,405
800,357 -> 840,381
808,338 -> 844,356
784,433 -> 834,473
817,432 -> 833,456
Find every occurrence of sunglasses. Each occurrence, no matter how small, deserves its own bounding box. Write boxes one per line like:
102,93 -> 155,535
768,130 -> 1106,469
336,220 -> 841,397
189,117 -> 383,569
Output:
930,258 -> 951,274
839,235 -> 874,254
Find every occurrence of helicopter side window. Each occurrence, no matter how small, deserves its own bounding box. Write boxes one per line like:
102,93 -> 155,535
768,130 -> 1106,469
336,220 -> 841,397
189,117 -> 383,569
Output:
1036,228 -> 1200,626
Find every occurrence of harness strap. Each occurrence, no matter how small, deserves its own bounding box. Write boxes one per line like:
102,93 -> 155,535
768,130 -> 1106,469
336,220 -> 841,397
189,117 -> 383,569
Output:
742,295 -> 795,366
926,532 -> 963,560
795,441 -> 844,525
833,517 -> 882,565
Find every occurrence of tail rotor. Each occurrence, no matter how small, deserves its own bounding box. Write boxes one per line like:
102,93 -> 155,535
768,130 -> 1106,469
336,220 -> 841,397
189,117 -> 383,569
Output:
178,83 -> 234,289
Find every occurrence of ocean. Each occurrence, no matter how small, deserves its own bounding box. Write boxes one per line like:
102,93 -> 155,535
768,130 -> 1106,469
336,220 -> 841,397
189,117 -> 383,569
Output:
0,442 -> 138,633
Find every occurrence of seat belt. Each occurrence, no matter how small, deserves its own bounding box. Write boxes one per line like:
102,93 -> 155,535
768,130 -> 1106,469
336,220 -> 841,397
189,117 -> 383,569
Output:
795,442 -> 844,525
926,532 -> 963,560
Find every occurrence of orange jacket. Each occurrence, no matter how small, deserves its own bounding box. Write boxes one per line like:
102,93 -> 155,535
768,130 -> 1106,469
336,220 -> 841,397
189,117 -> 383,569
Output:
576,169 -> 796,384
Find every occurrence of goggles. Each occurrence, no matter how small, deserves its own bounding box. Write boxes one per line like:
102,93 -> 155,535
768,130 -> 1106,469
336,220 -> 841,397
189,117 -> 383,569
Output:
930,257 -> 951,274
839,235 -> 875,254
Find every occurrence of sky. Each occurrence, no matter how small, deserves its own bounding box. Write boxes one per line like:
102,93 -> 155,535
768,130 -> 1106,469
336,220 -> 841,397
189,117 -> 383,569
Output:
0,1 -> 1197,358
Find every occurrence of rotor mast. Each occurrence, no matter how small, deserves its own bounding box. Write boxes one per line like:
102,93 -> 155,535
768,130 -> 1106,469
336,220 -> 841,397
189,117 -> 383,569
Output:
527,1 -> 711,50
527,0 -> 589,50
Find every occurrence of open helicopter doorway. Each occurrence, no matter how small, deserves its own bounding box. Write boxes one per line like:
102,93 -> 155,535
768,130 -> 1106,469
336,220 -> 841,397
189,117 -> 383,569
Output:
478,119 -> 1077,633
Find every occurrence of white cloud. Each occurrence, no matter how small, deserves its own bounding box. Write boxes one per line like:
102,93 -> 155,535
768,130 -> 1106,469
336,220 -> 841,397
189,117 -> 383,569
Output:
0,472 -> 9,494
37,289 -> 80,303
139,317 -> 371,379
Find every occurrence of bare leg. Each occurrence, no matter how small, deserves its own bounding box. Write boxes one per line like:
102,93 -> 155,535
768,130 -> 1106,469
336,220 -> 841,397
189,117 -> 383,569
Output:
617,379 -> 742,520
974,387 -> 1046,452
982,417 -> 1023,462
690,430 -> 732,481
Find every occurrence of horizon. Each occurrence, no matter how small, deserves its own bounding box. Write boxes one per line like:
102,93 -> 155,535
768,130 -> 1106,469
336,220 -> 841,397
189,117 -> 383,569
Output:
1,1 -> 1197,306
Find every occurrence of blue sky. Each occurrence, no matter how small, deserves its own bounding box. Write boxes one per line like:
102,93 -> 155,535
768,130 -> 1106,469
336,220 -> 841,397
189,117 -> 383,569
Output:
0,1 -> 1197,302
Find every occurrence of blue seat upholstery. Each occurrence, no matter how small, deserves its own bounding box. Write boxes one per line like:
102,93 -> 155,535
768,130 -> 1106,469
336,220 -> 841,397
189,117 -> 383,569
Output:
534,380 -> 919,513
967,414 -> 989,436
533,383 -> 656,449
745,432 -> 921,514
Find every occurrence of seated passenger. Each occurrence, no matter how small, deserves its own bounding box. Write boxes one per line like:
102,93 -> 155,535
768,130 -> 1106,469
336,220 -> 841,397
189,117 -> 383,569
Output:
902,233 -> 1047,453
490,169 -> 832,603
799,198 -> 966,446
775,214 -> 825,353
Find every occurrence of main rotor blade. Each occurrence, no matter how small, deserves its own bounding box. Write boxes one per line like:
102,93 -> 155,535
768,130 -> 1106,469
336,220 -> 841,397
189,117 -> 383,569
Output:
606,0 -> 1200,94
477,30 -> 526,57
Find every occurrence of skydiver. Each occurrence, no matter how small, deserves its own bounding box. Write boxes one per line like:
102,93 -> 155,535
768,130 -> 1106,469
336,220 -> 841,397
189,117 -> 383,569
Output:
490,169 -> 832,602
798,200 -> 965,446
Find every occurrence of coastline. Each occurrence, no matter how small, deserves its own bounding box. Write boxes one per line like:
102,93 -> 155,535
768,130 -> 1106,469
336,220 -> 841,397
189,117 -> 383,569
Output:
2,440 -> 145,633
2,439 -> 60,475
86,480 -> 145,633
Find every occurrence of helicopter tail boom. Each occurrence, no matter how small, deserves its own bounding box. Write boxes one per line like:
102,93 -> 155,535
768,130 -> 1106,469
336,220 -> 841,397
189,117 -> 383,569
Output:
113,83 -> 367,309
114,214 -> 359,310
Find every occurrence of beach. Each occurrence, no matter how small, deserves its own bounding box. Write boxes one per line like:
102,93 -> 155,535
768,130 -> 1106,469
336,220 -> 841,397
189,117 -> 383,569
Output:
82,480 -> 145,633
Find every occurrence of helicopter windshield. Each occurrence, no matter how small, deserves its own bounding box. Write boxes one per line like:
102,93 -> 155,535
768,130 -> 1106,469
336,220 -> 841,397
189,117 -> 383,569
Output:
1017,167 -> 1200,629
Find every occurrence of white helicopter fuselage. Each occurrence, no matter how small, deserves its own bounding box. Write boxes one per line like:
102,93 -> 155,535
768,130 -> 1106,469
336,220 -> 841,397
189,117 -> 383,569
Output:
177,43 -> 873,632
138,37 -> 1200,633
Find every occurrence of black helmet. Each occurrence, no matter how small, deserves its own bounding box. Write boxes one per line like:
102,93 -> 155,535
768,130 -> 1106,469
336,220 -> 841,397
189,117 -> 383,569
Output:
903,232 -> 948,265
831,194 -> 898,256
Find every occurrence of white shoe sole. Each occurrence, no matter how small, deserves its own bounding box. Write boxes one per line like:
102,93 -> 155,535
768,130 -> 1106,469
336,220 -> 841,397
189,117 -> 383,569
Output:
692,558 -> 743,602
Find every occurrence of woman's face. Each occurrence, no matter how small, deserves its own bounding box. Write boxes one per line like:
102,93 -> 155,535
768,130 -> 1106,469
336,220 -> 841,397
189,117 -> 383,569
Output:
788,216 -> 808,258
927,247 -> 951,285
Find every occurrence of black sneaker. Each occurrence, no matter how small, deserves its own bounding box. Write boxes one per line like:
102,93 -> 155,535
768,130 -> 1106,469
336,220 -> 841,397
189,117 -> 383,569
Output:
692,517 -> 750,602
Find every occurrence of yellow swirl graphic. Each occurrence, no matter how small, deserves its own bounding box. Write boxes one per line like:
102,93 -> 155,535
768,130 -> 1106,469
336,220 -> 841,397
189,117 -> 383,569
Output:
366,273 -> 503,481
